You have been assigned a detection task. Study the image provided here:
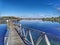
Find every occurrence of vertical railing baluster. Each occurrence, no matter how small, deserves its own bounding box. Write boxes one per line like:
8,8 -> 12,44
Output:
25,30 -> 29,38
20,24 -> 23,35
45,34 -> 51,45
22,28 -> 25,36
29,30 -> 34,45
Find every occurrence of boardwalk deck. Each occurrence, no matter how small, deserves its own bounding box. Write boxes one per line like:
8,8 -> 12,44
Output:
7,20 -> 25,45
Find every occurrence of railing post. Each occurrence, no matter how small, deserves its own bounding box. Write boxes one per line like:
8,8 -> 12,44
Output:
22,28 -> 25,36
45,34 -> 51,45
29,30 -> 34,45
25,30 -> 29,38
20,24 -> 23,35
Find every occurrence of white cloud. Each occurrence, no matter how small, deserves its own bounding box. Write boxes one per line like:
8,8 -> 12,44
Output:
56,7 -> 60,10
52,3 -> 60,11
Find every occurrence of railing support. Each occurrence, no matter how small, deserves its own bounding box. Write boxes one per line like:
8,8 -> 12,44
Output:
20,24 -> 23,35
22,28 -> 25,36
25,30 -> 29,38
29,30 -> 34,45
45,34 -> 51,45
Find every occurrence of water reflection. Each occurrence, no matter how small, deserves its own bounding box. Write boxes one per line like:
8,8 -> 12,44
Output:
42,19 -> 60,24
20,20 -> 60,37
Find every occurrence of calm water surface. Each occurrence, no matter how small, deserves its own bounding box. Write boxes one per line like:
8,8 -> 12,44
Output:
20,20 -> 60,37
20,20 -> 60,45
0,24 -> 7,45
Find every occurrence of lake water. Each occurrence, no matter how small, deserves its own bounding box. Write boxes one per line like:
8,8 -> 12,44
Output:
0,24 -> 7,45
20,20 -> 60,45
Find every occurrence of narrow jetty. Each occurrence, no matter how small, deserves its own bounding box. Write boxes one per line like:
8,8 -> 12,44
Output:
5,20 -> 51,45
7,20 -> 25,45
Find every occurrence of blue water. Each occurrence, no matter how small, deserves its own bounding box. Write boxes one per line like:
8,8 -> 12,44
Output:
20,20 -> 60,37
0,24 -> 7,45
20,20 -> 60,45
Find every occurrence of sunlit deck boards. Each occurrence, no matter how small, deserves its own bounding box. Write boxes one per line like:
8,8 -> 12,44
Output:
7,20 -> 25,45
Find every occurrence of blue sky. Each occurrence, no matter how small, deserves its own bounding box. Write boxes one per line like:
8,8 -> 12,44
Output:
0,0 -> 60,18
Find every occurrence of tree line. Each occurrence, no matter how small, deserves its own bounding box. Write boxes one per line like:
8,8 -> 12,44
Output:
42,16 -> 60,22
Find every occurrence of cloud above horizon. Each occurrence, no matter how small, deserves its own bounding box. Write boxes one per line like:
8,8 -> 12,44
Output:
0,0 -> 60,18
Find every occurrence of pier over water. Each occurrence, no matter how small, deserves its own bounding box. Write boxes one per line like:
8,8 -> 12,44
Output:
6,20 -> 25,45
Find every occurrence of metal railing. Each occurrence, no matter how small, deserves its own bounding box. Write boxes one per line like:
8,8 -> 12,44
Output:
14,22 -> 60,45
13,23 -> 51,45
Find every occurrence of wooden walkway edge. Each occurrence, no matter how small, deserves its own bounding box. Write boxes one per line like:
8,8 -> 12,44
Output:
7,20 -> 25,45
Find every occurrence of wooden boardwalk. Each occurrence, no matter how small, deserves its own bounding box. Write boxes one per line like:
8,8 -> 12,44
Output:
7,20 -> 25,45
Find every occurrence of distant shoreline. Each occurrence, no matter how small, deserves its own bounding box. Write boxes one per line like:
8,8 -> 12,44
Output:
0,16 -> 60,24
